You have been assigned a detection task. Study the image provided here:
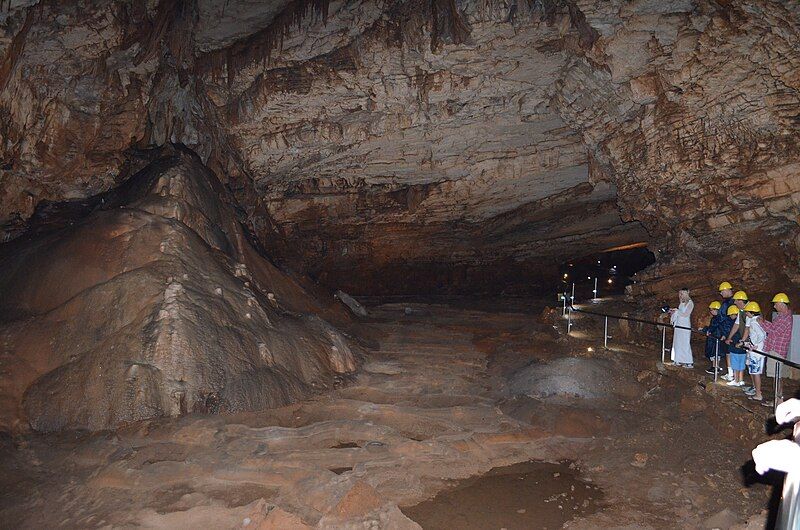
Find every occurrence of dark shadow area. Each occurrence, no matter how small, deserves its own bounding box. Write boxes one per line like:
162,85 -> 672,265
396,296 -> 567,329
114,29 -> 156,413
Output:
741,461 -> 784,530
558,245 -> 656,299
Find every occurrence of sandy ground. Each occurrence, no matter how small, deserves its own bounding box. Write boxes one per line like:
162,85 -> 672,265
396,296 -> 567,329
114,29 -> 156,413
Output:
0,299 -> 789,529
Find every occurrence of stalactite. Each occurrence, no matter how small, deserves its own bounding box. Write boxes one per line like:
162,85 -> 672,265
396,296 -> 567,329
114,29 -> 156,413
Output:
429,0 -> 471,51
135,0 -> 197,67
196,0 -> 330,88
0,5 -> 36,91
527,0 -> 598,49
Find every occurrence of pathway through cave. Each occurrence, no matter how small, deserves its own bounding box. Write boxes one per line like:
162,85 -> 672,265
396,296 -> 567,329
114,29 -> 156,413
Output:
0,299 -> 775,528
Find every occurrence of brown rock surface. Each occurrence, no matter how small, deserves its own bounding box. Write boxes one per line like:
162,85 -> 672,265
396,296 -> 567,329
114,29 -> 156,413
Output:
3,1 -> 797,296
0,301 -> 782,528
0,145 -> 358,432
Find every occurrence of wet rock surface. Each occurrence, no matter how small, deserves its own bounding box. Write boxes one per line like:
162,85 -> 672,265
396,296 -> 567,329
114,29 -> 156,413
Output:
401,460 -> 602,530
0,301 -> 781,528
0,145 -> 359,432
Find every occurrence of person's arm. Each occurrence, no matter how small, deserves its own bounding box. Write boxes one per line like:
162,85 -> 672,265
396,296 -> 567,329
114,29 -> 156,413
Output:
707,314 -> 723,337
752,439 -> 800,474
740,318 -> 750,345
676,300 -> 693,317
776,399 -> 800,425
753,399 -> 800,475
727,319 -> 739,343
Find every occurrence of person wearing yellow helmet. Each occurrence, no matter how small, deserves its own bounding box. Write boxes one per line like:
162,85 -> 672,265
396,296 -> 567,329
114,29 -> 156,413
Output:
716,282 -> 736,379
701,301 -> 725,375
722,291 -> 748,386
761,293 -> 794,405
772,293 -> 791,305
725,300 -> 747,387
741,301 -> 766,402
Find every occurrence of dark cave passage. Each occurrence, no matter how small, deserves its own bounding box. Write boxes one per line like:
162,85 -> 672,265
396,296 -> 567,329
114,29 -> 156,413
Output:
559,245 -> 656,300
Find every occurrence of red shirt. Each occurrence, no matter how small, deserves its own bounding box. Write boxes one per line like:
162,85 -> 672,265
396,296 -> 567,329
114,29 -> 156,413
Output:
762,312 -> 794,358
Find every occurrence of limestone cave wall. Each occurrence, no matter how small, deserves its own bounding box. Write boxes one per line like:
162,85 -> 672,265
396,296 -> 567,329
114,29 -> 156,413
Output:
2,0 -> 798,298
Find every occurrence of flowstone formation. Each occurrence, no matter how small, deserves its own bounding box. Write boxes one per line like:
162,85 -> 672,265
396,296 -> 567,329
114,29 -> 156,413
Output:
0,146 -> 358,432
2,0 -> 799,298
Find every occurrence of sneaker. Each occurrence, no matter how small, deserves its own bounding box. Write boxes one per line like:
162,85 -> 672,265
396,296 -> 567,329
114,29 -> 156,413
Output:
749,395 -> 763,402
741,386 -> 754,393
726,380 -> 740,386
743,388 -> 756,396
722,374 -> 734,382
684,364 -> 694,369
735,381 -> 746,387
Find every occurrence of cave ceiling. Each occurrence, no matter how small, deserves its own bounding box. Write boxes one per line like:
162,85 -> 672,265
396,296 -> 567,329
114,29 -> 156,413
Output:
1,0 -> 799,294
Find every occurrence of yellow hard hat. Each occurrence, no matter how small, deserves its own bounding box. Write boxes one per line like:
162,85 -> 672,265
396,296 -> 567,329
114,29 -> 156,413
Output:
744,301 -> 761,313
709,301 -> 721,310
718,281 -> 733,291
732,290 -> 748,301
772,293 -> 790,304
727,306 -> 739,316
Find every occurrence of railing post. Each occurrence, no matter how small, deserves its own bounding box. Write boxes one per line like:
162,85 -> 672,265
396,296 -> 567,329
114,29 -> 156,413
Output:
604,316 -> 608,349
661,325 -> 666,363
567,306 -> 572,334
562,293 -> 567,317
593,277 -> 598,300
571,282 -> 575,304
713,339 -> 719,384
773,361 -> 780,410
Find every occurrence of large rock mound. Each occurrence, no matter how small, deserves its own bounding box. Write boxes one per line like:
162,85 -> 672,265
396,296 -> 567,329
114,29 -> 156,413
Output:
508,357 -> 643,407
0,146 -> 359,432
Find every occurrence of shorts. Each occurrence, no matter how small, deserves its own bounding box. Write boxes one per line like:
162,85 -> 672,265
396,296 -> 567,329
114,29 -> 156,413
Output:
729,353 -> 746,371
747,352 -> 765,375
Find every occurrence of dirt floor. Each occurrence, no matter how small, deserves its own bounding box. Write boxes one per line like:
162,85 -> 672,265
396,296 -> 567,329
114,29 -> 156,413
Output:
0,298 -> 793,529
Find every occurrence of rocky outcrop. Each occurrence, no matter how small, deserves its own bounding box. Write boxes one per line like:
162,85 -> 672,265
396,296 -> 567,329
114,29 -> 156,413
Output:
0,145 -> 358,432
1,1 -> 798,296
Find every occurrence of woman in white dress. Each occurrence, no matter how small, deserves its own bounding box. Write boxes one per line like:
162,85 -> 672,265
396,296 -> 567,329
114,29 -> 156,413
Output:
670,288 -> 694,367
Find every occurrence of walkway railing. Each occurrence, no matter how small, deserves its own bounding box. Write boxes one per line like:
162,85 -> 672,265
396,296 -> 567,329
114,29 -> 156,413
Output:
563,300 -> 800,413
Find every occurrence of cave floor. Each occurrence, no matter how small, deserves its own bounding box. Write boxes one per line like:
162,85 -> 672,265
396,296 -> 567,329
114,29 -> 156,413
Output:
0,300 -> 779,529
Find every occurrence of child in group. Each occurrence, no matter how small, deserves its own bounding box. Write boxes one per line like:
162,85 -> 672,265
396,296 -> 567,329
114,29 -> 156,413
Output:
725,304 -> 747,387
741,301 -> 767,402
717,282 -> 736,379
701,301 -> 726,375
715,304 -> 735,376
723,290 -> 749,382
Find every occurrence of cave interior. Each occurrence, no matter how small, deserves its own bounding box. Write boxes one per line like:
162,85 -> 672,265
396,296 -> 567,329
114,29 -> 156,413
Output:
0,0 -> 799,528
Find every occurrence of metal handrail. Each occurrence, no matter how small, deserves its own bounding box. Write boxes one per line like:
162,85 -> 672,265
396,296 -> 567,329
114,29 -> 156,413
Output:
565,301 -> 797,413
569,303 -> 800,370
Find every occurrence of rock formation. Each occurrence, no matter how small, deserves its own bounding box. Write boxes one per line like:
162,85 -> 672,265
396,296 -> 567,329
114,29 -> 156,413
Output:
0,145 -> 358,432
2,0 -> 798,299
0,0 -> 799,428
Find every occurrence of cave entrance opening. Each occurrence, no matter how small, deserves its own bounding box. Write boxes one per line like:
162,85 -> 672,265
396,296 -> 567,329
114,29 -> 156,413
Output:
559,243 -> 655,301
